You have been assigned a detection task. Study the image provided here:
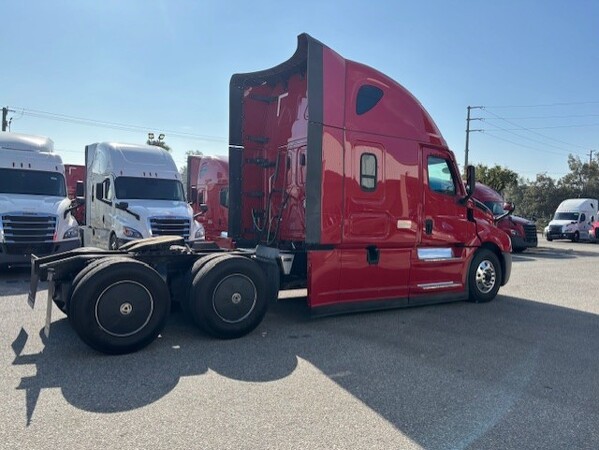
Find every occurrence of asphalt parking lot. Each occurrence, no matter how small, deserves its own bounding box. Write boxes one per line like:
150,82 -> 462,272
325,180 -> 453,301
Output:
1,239 -> 599,449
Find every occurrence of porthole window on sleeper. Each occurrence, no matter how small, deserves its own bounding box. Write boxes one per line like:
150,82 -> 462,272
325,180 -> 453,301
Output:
356,85 -> 384,115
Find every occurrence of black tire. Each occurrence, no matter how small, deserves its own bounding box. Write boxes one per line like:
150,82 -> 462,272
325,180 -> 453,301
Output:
69,258 -> 171,354
571,232 -> 579,243
109,233 -> 119,250
189,255 -> 268,339
178,253 -> 231,317
546,236 -> 553,242
59,255 -> 132,316
50,248 -> 108,314
512,247 -> 526,254
467,249 -> 502,303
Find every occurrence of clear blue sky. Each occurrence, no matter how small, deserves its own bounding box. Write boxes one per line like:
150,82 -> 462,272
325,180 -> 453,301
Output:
2,0 -> 598,179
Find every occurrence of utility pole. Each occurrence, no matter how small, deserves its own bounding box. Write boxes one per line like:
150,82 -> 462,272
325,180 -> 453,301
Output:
1,106 -> 8,132
589,150 -> 594,165
464,105 -> 483,172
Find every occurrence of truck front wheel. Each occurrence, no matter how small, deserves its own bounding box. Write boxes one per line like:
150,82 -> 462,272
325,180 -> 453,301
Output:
189,255 -> 268,339
69,258 -> 171,354
467,249 -> 502,303
109,233 -> 119,250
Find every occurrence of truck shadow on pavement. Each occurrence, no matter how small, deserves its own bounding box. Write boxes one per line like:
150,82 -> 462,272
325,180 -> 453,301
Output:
12,295 -> 599,448
0,267 -> 36,296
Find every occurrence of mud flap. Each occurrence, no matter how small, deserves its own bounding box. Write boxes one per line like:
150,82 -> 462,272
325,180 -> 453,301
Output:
44,271 -> 54,338
27,255 -> 39,309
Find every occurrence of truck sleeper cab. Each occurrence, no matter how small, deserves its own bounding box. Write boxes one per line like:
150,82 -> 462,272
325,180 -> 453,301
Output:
186,154 -> 229,241
28,34 -> 512,355
83,142 -> 205,250
0,132 -> 80,267
229,33 -> 512,314
544,198 -> 598,242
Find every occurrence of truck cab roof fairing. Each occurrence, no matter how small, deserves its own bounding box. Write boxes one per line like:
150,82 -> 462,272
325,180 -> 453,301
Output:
229,33 -> 326,244
229,33 -> 326,146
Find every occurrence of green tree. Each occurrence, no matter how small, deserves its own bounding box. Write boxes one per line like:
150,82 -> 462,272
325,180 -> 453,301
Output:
558,154 -> 599,199
513,174 -> 562,225
474,164 -> 519,194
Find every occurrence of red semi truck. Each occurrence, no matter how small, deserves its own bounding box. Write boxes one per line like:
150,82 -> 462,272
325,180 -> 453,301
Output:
472,183 -> 538,253
64,164 -> 86,225
28,33 -> 512,354
186,155 -> 229,241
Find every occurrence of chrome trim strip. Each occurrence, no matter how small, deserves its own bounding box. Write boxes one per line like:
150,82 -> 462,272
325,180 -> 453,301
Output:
417,281 -> 461,290
417,248 -> 453,260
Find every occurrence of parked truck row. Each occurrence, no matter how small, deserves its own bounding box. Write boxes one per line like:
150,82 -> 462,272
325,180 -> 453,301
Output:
0,133 -> 80,268
26,33 -> 513,355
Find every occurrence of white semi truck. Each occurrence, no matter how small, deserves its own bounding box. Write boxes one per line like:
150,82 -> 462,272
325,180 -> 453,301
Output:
0,132 -> 80,267
83,142 -> 205,249
544,198 -> 598,242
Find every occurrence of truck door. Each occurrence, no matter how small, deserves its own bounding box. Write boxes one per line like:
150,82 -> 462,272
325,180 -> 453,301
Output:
90,177 -> 112,248
410,147 -> 476,299
330,141 -> 412,309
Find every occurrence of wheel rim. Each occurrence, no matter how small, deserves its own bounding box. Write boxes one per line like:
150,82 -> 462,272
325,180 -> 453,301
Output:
475,259 -> 496,294
212,274 -> 257,324
95,281 -> 154,337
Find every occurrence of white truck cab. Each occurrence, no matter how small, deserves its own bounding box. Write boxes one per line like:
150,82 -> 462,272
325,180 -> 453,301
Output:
83,142 -> 204,249
0,132 -> 80,267
544,198 -> 598,242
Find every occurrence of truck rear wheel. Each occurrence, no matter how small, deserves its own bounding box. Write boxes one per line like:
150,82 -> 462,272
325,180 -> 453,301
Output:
467,249 -> 502,303
69,258 -> 171,354
178,253 -> 231,316
51,247 -> 108,314
189,255 -> 268,339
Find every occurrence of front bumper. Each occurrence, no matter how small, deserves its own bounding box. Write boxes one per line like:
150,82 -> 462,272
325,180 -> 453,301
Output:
510,235 -> 538,250
0,239 -> 81,266
546,232 -> 575,240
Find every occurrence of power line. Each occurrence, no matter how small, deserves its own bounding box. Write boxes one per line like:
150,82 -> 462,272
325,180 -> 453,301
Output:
483,113 -> 599,120
480,120 -> 580,155
9,106 -> 228,143
483,122 -> 599,131
480,132 -> 579,157
483,101 -> 599,108
481,108 -> 590,151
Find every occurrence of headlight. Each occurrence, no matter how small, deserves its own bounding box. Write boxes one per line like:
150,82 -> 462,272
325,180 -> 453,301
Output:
63,227 -> 80,239
123,226 -> 143,239
194,222 -> 205,240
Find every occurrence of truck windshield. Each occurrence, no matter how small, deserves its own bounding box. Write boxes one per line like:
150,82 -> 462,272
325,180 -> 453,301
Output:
554,212 -> 579,221
114,177 -> 185,201
0,168 -> 66,196
483,201 -> 505,216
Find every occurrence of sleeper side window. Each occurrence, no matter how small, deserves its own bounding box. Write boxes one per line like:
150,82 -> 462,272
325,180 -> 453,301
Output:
360,153 -> 377,191
356,85 -> 384,115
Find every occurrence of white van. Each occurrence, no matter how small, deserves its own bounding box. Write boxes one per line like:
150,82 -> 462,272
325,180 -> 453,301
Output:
544,198 -> 598,242
83,142 -> 205,249
0,132 -> 80,266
